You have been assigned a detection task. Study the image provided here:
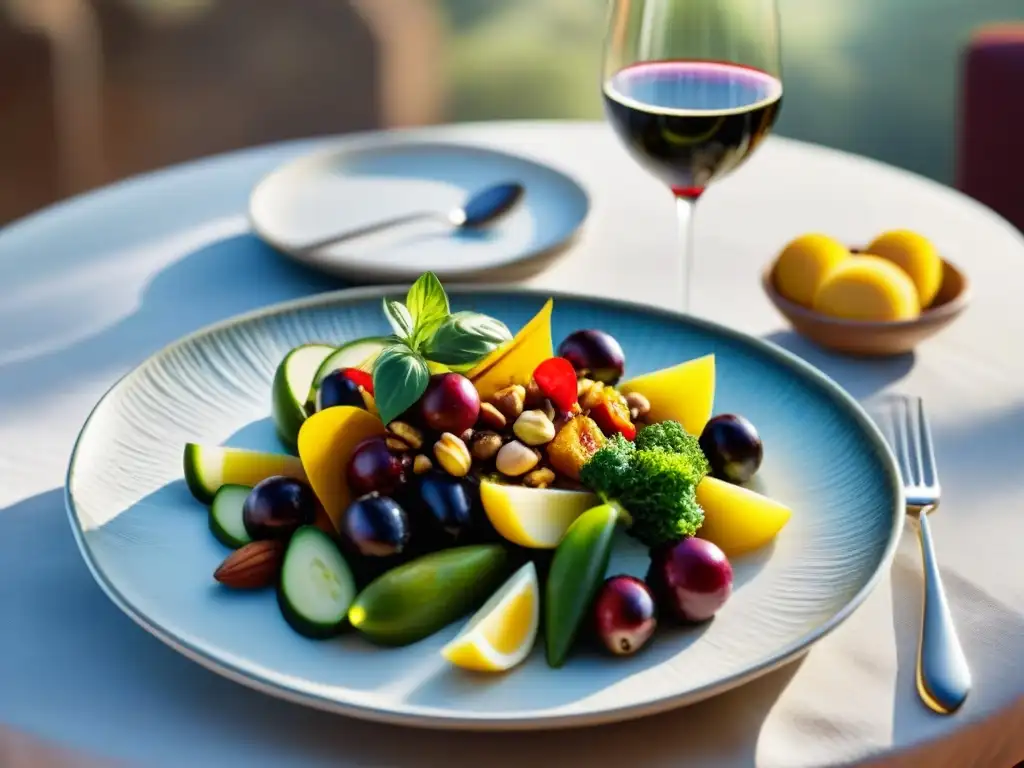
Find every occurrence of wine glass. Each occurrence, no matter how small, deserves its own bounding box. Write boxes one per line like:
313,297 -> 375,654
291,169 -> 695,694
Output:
602,0 -> 783,312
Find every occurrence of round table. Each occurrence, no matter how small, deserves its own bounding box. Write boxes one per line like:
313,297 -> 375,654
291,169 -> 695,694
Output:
2,121 -> 1022,768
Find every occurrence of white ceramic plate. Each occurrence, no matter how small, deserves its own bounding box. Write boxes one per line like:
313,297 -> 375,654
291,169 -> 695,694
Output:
248,141 -> 589,282
66,286 -> 903,730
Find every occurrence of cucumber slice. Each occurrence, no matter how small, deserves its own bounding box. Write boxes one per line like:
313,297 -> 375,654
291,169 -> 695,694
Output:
306,337 -> 390,408
208,484 -> 253,548
271,343 -> 335,452
277,526 -> 356,639
183,443 -> 305,504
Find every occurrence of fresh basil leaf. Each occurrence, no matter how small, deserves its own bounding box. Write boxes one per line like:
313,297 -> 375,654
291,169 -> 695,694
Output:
425,311 -> 513,365
382,298 -> 414,340
406,272 -> 449,345
372,344 -> 429,426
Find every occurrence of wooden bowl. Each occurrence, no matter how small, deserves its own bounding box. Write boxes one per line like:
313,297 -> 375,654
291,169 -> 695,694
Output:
762,254 -> 971,356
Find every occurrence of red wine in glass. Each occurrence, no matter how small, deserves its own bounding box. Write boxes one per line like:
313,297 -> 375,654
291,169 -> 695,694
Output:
603,60 -> 783,200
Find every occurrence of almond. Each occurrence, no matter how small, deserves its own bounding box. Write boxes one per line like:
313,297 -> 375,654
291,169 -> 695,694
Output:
214,540 -> 285,589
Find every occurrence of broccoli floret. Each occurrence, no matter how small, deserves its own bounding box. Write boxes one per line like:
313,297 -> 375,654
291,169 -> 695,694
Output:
579,432 -> 706,547
634,421 -> 710,483
579,434 -> 634,498
624,451 -> 704,545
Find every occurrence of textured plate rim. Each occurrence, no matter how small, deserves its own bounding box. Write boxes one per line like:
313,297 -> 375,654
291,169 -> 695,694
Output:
246,140 -> 591,282
65,284 -> 904,731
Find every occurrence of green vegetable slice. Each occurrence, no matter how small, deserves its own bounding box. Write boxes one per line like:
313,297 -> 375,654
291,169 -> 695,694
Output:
278,526 -> 356,639
208,485 -> 252,549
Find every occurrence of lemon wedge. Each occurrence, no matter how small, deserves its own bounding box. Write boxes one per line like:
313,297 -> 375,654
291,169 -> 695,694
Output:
479,480 -> 597,549
441,562 -> 539,672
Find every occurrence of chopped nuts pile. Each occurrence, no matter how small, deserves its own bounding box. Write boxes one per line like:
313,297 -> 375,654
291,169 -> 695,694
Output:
382,373 -> 651,487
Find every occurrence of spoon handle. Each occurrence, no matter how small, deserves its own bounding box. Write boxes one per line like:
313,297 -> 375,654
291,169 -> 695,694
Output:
293,211 -> 440,254
916,511 -> 971,714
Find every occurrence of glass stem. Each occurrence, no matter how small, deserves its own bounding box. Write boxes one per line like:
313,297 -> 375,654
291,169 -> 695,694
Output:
676,196 -> 697,314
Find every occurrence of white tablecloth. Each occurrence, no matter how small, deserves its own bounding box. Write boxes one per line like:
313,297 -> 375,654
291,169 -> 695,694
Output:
1,121 -> 1022,767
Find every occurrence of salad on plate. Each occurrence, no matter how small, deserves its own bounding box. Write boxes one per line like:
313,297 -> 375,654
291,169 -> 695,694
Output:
182,273 -> 793,672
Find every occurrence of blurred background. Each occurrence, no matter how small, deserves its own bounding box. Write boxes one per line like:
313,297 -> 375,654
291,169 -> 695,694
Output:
1,0 -> 1022,226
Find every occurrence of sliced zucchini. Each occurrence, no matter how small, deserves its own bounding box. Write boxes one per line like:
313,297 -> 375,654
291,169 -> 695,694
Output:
183,443 -> 306,504
306,337 -> 389,408
208,484 -> 253,548
277,526 -> 356,639
271,343 -> 335,453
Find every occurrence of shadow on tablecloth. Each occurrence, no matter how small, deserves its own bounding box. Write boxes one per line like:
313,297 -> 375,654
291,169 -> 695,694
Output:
0,232 -> 341,422
761,330 -> 915,401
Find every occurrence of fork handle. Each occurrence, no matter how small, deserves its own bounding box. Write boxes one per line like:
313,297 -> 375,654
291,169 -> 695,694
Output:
916,511 -> 971,714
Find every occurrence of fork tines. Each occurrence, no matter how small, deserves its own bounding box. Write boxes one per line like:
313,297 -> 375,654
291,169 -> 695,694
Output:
876,395 -> 940,503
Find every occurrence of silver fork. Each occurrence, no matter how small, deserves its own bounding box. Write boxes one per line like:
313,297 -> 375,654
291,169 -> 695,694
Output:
877,395 -> 971,714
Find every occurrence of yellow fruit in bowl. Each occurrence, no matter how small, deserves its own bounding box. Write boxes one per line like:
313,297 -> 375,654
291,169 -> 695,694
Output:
813,256 -> 920,322
866,229 -> 943,308
772,233 -> 850,307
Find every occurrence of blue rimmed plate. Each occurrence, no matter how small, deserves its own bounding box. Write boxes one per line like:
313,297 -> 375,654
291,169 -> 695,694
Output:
65,287 -> 902,730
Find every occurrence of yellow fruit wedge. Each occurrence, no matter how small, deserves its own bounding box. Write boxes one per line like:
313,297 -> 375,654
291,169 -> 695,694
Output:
441,561 -> 539,672
619,354 -> 715,437
468,299 -> 554,401
479,480 -> 598,549
297,406 -> 386,533
183,444 -> 306,504
696,476 -> 792,556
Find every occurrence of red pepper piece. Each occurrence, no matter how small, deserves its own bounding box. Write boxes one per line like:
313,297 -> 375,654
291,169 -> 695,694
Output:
340,368 -> 374,395
533,357 -> 578,414
589,388 -> 637,441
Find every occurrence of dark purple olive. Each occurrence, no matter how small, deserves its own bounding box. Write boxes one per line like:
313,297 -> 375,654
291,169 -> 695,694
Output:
557,329 -> 626,384
419,373 -> 480,435
346,437 -> 407,497
699,413 -> 763,484
646,538 -> 733,623
242,476 -> 316,541
340,493 -> 410,558
416,472 -> 478,544
593,575 -> 657,656
315,370 -> 366,413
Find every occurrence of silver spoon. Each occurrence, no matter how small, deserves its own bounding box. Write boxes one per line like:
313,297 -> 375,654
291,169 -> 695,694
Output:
294,181 -> 525,255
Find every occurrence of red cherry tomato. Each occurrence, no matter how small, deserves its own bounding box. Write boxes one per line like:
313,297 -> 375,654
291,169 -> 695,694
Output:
340,368 -> 374,395
533,357 -> 578,414
590,393 -> 637,441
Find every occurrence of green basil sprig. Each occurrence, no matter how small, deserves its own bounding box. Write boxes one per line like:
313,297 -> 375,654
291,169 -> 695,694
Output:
370,272 -> 513,425
426,312 -> 512,365
371,345 -> 429,428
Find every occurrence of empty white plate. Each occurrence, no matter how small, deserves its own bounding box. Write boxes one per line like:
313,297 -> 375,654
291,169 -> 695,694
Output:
248,141 -> 590,282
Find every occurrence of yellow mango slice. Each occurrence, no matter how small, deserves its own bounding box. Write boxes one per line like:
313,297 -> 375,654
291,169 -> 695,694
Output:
696,476 -> 792,556
297,406 -> 386,533
619,354 -> 715,437
468,299 -> 553,401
